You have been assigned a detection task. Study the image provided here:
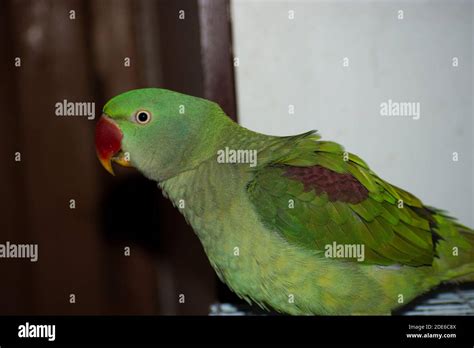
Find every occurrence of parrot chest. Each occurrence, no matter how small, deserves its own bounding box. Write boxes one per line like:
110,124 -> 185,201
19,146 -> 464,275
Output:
159,164 -> 301,305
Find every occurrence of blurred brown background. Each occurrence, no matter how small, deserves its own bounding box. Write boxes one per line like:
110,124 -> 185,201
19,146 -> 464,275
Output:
0,0 -> 240,315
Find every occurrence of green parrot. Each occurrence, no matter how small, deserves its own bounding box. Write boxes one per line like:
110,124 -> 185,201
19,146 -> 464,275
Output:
95,88 -> 474,315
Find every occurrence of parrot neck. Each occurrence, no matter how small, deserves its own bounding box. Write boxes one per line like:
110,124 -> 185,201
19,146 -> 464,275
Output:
157,121 -> 274,240
157,156 -> 247,248
144,115 -> 271,182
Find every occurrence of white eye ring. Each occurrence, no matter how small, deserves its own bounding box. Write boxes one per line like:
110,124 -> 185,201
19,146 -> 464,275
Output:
135,110 -> 152,124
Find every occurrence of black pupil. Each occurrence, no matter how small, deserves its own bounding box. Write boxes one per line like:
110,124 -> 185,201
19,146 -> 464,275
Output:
138,112 -> 148,122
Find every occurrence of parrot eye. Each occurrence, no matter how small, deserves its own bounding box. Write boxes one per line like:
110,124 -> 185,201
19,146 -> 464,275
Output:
135,110 -> 151,125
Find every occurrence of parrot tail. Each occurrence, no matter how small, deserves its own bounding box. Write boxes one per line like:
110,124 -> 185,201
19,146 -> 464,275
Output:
443,230 -> 474,284
426,207 -> 474,285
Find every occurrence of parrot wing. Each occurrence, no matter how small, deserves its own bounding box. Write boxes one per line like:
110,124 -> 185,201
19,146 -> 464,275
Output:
246,131 -> 439,266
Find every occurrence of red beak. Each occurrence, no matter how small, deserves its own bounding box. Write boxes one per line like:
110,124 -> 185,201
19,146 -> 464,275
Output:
95,115 -> 123,175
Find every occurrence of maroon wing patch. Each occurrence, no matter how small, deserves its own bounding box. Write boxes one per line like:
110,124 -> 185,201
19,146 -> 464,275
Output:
284,165 -> 368,204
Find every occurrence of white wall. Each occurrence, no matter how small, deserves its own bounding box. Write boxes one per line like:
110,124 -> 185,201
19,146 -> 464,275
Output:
231,0 -> 473,226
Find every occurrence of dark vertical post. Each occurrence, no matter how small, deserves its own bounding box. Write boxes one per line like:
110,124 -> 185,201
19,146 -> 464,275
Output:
198,0 -> 238,121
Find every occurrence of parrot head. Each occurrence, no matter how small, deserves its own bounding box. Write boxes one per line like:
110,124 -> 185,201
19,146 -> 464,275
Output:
95,88 -> 230,181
